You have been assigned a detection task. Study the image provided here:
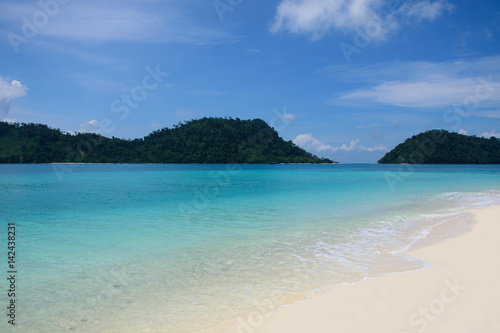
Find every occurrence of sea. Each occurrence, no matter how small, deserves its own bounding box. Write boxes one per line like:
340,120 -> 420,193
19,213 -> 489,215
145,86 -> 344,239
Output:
1,164 -> 499,332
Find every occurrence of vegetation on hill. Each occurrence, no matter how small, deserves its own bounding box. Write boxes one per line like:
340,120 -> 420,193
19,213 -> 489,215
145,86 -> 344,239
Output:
0,118 -> 334,164
378,130 -> 500,164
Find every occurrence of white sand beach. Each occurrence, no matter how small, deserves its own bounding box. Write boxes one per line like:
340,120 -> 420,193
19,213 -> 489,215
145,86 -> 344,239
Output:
221,206 -> 500,333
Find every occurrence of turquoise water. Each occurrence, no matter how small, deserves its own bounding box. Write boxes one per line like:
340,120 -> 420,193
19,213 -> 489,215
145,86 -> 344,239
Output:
1,164 -> 500,332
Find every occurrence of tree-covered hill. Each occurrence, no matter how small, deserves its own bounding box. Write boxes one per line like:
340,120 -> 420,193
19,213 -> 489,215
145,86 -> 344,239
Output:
0,118 -> 334,164
378,130 -> 500,164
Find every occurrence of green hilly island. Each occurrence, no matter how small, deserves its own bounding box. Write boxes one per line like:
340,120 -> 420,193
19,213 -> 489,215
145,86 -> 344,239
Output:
0,117 -> 334,164
379,130 -> 500,164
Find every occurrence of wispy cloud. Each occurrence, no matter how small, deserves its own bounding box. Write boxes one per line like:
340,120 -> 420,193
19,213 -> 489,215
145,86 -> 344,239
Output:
321,56 -> 500,82
398,0 -> 455,21
1,0 -> 240,46
473,110 -> 500,118
270,0 -> 454,40
281,112 -> 296,122
175,110 -> 194,121
67,73 -> 129,92
484,28 -> 494,40
189,90 -> 229,97
35,41 -> 129,68
329,56 -> 500,109
245,48 -> 262,53
338,77 -> 488,108
0,78 -> 28,120
356,123 -> 385,129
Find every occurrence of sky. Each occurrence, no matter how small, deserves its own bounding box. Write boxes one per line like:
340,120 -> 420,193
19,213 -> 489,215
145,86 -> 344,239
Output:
0,0 -> 499,163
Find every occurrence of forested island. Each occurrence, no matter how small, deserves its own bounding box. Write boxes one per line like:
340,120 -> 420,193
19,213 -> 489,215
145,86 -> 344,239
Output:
378,130 -> 500,164
0,118 -> 334,164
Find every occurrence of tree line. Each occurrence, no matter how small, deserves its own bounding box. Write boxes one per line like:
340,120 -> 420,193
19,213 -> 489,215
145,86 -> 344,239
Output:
378,130 -> 500,164
0,118 -> 334,164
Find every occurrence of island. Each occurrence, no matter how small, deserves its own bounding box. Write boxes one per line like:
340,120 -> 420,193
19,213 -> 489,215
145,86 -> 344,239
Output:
0,118 -> 334,164
378,129 -> 500,164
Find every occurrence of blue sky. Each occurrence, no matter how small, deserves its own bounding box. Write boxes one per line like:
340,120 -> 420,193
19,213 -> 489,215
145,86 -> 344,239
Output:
0,0 -> 499,162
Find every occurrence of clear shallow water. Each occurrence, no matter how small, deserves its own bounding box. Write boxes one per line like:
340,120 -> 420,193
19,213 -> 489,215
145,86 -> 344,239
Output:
1,164 -> 500,332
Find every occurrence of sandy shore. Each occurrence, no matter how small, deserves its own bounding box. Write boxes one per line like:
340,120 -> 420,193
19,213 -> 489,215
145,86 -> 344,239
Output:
221,206 -> 500,333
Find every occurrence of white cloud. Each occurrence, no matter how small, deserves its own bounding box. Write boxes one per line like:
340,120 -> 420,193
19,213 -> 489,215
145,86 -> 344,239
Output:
294,134 -> 387,153
360,144 -> 387,152
271,0 -> 388,40
459,129 -> 468,135
0,79 -> 27,101
0,78 -> 27,120
78,119 -> 100,134
2,118 -> 16,124
335,139 -> 387,152
481,130 -> 500,139
271,0 -> 454,40
294,133 -> 335,152
331,56 -> 500,109
336,139 -> 358,151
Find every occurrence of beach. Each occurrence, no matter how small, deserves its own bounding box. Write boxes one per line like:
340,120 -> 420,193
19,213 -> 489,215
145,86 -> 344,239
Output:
221,205 -> 500,333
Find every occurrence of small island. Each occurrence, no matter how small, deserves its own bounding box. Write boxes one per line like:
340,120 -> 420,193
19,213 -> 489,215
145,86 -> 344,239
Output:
0,118 -> 334,164
378,129 -> 500,164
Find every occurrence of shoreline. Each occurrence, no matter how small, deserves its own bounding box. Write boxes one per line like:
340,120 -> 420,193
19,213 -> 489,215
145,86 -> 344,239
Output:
220,205 -> 500,333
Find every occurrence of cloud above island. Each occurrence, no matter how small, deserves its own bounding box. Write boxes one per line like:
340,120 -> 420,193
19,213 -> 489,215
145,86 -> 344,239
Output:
78,119 -> 101,134
481,130 -> 500,139
294,133 -> 387,154
0,78 -> 27,120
